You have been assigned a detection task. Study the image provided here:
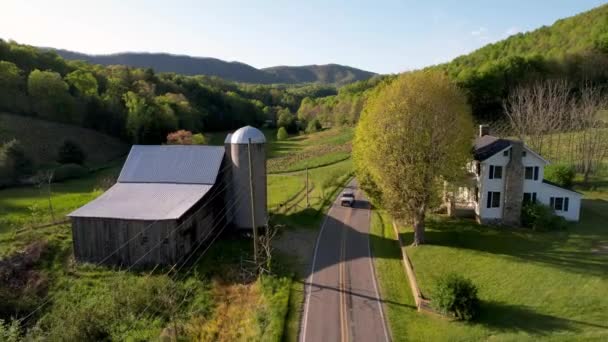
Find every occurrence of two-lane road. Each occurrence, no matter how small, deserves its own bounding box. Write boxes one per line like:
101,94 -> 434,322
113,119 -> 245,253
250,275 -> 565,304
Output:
301,180 -> 390,342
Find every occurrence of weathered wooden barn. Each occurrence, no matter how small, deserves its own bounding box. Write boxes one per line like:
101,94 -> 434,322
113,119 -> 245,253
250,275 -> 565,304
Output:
68,126 -> 268,268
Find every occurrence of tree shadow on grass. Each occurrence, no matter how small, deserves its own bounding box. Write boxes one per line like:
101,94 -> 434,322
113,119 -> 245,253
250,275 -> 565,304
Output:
476,301 -> 608,335
399,204 -> 608,278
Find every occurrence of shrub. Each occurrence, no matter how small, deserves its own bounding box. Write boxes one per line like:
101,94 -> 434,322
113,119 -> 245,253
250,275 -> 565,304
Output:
305,119 -> 322,134
53,163 -> 89,182
0,139 -> 34,185
522,202 -> 568,231
57,140 -> 86,165
432,273 -> 479,321
544,164 -> 575,188
277,127 -> 288,141
192,133 -> 207,145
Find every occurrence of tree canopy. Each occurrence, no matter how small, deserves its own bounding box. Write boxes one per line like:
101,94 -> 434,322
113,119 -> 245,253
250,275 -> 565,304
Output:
354,71 -> 474,245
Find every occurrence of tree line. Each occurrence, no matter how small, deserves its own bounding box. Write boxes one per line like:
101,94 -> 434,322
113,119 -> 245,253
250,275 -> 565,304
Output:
0,39 -> 340,145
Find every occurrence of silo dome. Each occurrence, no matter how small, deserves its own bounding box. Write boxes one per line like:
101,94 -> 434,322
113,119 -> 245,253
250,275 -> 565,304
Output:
230,126 -> 266,144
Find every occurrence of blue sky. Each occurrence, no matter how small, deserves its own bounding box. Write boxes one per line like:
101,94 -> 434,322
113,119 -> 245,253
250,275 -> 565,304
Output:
1,0 -> 605,73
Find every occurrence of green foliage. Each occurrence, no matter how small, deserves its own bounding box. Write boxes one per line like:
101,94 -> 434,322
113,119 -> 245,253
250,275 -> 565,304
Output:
31,274 -> 212,341
0,139 -> 34,186
522,202 -> 568,231
276,127 -> 288,140
277,107 -> 297,133
192,133 -> 207,145
27,69 -> 74,123
438,5 -> 608,120
257,276 -> 291,341
65,69 -> 98,97
544,164 -> 575,188
0,61 -> 27,113
57,139 -> 86,165
353,70 -> 474,238
431,273 -> 480,321
0,319 -> 21,342
52,163 -> 89,182
305,118 -> 322,133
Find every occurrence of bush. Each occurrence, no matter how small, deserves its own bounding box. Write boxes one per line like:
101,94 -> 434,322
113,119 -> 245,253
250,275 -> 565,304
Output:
305,119 -> 322,134
52,163 -> 89,182
432,273 -> 479,321
57,140 -> 86,165
522,202 -> 568,231
544,164 -> 575,188
0,139 -> 34,186
277,127 -> 288,141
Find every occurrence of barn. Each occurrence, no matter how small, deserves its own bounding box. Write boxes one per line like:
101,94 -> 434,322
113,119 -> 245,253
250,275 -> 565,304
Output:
68,126 -> 267,267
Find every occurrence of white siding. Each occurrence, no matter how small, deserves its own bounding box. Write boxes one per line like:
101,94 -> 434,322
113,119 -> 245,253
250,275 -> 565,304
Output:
537,183 -> 582,221
478,148 -> 510,220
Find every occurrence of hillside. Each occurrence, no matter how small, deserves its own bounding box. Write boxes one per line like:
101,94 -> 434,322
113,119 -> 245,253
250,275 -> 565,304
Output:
0,113 -> 128,167
52,49 -> 376,85
446,4 -> 608,73
262,64 -> 376,85
437,4 -> 608,119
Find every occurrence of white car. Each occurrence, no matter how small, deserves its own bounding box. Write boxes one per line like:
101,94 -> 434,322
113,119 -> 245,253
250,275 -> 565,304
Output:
340,191 -> 355,207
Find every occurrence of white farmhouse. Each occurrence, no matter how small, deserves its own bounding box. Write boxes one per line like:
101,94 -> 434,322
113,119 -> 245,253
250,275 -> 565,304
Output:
451,125 -> 582,225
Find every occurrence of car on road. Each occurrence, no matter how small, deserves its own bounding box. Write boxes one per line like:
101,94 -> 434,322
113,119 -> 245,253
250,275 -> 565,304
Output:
340,191 -> 355,207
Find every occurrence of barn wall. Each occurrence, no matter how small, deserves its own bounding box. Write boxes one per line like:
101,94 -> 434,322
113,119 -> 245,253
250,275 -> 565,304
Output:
70,181 -> 225,268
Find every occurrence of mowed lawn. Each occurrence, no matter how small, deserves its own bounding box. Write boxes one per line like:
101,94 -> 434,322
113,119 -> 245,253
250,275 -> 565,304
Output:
371,178 -> 608,341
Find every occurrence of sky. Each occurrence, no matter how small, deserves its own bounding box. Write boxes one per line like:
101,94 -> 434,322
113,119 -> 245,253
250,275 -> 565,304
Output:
0,0 -> 605,74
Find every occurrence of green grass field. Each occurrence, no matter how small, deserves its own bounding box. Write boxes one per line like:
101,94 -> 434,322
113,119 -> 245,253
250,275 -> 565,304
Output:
371,176 -> 608,341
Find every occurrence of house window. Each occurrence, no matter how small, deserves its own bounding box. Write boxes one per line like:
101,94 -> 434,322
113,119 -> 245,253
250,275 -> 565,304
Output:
489,165 -> 502,179
522,151 -> 527,157
487,191 -> 501,208
524,166 -> 539,180
503,149 -> 509,157
550,197 -> 569,212
475,162 -> 481,176
523,192 -> 537,204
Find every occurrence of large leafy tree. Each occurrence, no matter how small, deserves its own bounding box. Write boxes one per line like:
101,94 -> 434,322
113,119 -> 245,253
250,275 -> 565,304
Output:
354,70 -> 474,245
65,70 -> 98,97
27,69 -> 74,123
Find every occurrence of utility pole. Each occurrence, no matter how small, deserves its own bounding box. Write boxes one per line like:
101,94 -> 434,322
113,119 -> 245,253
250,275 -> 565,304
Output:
305,167 -> 310,208
248,138 -> 259,268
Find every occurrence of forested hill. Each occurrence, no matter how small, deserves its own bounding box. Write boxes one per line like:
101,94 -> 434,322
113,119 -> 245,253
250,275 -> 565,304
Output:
262,64 -> 376,85
437,3 -> 608,120
51,49 -> 376,85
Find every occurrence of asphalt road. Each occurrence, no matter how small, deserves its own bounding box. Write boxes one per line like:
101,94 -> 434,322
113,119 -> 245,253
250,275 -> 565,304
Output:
300,180 -> 390,342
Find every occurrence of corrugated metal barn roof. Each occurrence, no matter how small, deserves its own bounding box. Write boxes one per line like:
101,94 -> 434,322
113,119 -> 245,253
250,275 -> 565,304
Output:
68,183 -> 213,220
118,145 -> 225,185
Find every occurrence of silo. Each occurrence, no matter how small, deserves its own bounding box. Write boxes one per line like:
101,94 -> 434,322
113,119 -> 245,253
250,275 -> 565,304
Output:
229,126 -> 267,229
223,133 -> 234,224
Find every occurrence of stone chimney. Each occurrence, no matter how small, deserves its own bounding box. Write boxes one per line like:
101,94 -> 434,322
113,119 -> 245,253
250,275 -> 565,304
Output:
479,124 -> 490,137
502,141 -> 524,226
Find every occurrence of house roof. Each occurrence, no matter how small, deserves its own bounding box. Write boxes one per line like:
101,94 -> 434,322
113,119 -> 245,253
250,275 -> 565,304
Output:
473,135 -> 549,164
542,179 -> 583,195
473,135 -> 512,161
118,145 -> 224,185
67,183 -> 213,220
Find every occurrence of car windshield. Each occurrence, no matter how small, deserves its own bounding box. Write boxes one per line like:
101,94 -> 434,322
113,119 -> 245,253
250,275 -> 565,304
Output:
342,192 -> 354,198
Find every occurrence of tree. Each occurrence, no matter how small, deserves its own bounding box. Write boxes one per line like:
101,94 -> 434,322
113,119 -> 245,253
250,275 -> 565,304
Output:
65,70 -> 98,97
353,71 -> 474,245
0,61 -> 26,113
27,69 -> 74,122
305,118 -> 322,133
166,130 -> 193,144
0,139 -> 34,184
191,133 -> 207,145
124,91 -> 178,144
276,127 -> 288,140
57,140 -> 86,165
277,107 -> 296,133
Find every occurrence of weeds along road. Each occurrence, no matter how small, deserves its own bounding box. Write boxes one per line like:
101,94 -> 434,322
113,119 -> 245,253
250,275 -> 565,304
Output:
300,180 -> 390,342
